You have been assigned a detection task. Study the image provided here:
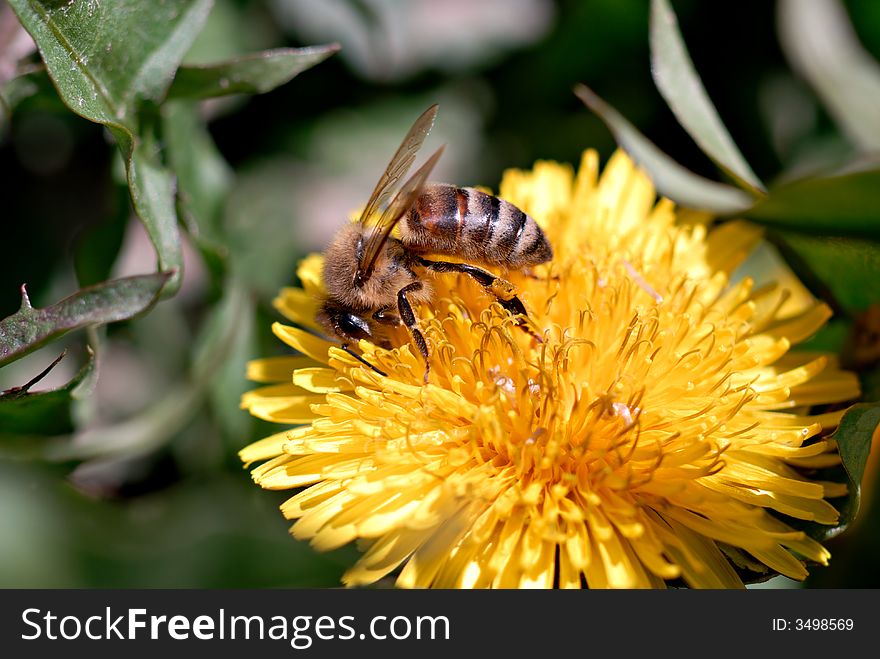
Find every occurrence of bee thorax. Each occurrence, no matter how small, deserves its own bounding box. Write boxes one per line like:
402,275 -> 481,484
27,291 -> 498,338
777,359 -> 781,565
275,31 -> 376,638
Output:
322,224 -> 421,310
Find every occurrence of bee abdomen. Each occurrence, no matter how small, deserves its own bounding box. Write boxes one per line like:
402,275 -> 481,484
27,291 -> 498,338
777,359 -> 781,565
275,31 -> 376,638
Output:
404,184 -> 552,268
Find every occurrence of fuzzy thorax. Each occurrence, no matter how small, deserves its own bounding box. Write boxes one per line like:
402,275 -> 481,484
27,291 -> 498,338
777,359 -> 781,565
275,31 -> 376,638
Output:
321,223 -> 432,312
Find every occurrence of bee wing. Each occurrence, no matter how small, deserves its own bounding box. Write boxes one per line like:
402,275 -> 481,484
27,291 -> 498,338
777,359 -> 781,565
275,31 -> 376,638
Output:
358,104 -> 439,229
357,145 -> 445,284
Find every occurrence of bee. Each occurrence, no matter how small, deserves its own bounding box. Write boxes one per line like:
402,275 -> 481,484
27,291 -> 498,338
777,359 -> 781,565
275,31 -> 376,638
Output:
317,104 -> 552,382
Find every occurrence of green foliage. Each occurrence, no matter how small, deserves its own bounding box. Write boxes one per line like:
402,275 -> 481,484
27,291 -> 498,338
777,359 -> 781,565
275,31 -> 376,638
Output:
775,233 -> 880,313
0,349 -> 93,436
578,0 -> 880,245
6,0 -> 336,299
748,167 -> 880,240
167,45 -> 340,100
574,83 -> 756,214
162,101 -> 233,252
0,273 -> 170,368
193,278 -> 257,449
0,5 -> 341,594
2,0 -> 337,447
826,403 -> 880,537
8,0 -> 215,295
778,0 -> 880,152
11,0 -> 213,115
756,239 -> 870,326
649,0 -> 765,193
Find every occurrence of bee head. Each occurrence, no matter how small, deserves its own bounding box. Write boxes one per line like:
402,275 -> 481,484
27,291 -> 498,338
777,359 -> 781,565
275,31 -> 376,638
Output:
317,304 -> 373,343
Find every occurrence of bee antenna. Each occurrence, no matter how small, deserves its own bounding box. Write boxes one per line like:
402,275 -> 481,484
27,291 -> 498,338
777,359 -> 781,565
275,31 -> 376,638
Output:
341,345 -> 388,377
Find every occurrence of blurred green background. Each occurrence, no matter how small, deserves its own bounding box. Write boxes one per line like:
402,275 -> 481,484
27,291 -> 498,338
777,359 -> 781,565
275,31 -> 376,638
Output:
1,0 -> 879,588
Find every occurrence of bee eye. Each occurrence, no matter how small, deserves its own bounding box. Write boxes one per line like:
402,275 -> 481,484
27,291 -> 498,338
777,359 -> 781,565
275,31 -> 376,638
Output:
339,313 -> 372,341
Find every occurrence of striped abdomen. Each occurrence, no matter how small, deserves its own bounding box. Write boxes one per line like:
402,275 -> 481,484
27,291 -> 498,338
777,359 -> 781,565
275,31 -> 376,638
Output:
401,184 -> 552,268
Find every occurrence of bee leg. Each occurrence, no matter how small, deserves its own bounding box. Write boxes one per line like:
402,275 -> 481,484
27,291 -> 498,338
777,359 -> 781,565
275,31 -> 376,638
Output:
417,258 -> 543,343
397,281 -> 431,384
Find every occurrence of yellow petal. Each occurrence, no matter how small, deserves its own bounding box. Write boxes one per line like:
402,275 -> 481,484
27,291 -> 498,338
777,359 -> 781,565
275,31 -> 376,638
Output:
397,504 -> 473,589
293,367 -> 352,393
246,356 -> 318,383
296,253 -> 326,294
273,287 -> 323,331
239,431 -> 290,466
343,529 -> 425,586
272,323 -> 334,363
241,384 -> 324,423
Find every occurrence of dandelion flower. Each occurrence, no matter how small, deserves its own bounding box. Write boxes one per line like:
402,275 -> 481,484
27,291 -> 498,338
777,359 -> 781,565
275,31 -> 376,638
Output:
240,149 -> 859,588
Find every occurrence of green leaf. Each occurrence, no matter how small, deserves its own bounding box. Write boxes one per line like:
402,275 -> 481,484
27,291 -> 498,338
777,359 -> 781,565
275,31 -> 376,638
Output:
191,277 -> 255,444
8,0 -> 215,296
650,0 -> 764,193
45,382 -> 201,462
191,277 -> 251,384
822,403 -> 879,538
0,272 -> 171,368
222,158 -> 305,299
746,166 -> 880,240
574,83 -> 754,214
0,349 -> 94,436
162,101 -> 233,250
167,44 -> 340,100
778,0 -> 880,152
43,277 -> 252,462
768,232 -> 880,313
126,138 -> 182,275
163,101 -> 236,293
209,305 -> 255,446
181,0 -> 263,65
7,0 -> 214,132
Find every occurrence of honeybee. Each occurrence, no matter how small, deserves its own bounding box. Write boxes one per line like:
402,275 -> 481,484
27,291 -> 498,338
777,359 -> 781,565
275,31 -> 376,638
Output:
318,104 -> 552,382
